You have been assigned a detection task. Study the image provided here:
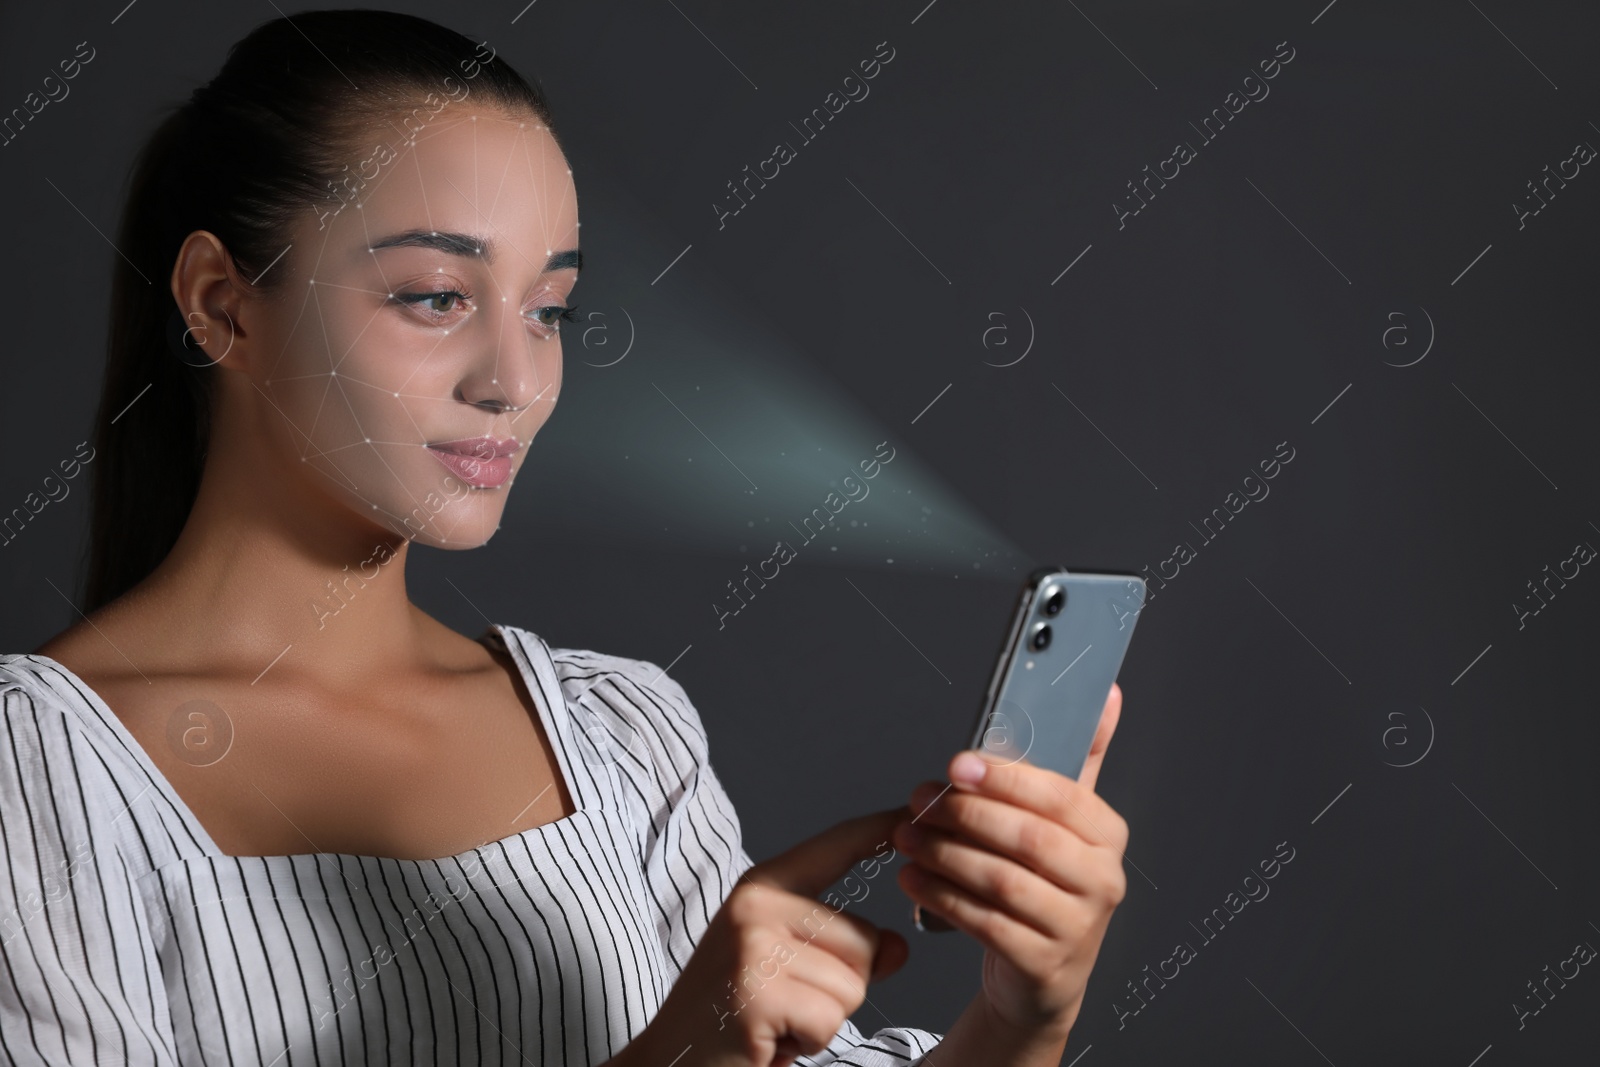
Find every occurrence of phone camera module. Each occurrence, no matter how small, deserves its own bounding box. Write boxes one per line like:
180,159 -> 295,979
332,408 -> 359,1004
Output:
1040,585 -> 1065,617
1028,621 -> 1051,652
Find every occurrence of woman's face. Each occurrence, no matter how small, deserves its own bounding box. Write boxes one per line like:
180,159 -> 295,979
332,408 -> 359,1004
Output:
248,105 -> 578,548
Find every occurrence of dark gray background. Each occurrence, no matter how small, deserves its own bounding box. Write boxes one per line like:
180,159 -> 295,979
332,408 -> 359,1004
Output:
3,1 -> 1598,1063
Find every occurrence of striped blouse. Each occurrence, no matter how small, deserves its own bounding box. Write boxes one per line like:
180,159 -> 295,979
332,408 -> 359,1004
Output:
0,623 -> 943,1066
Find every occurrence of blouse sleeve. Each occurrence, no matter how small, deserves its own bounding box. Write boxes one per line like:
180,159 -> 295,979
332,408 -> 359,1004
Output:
615,661 -> 945,1067
0,684 -> 179,1066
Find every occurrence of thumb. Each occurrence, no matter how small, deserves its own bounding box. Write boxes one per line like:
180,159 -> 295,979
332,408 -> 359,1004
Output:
1076,682 -> 1123,794
747,807 -> 908,899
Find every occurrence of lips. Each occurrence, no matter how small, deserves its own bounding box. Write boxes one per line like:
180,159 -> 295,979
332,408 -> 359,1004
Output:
425,436 -> 520,488
428,436 -> 521,459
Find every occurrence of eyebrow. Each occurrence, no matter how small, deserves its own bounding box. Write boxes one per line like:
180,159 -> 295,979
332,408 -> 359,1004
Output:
367,230 -> 581,274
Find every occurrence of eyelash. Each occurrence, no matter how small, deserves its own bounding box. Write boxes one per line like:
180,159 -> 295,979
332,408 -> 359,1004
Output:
394,288 -> 580,330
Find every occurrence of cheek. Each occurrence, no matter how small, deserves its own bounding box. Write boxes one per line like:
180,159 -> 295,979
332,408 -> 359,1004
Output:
339,328 -> 443,393
330,352 -> 439,439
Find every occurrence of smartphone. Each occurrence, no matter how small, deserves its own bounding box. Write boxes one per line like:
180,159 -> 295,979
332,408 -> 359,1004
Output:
912,565 -> 1146,932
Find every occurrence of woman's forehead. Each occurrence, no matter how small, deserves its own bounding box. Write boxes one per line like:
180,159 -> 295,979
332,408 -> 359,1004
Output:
320,110 -> 577,260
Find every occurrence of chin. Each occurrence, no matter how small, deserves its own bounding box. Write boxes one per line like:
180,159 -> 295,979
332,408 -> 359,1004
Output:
408,527 -> 500,550
395,498 -> 509,547
345,469 -> 508,547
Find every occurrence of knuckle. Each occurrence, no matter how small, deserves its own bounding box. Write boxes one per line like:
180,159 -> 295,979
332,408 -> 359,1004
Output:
839,909 -> 879,947
835,914 -> 881,982
834,958 -> 871,1008
1060,904 -> 1094,944
1015,811 -> 1050,863
987,860 -> 1022,903
810,1011 -> 850,1055
969,900 -> 1002,942
1071,775 -> 1097,808
735,924 -> 772,964
928,830 -> 959,871
1048,793 -> 1078,831
736,1027 -> 769,1062
1091,856 -> 1126,906
724,884 -> 758,924
967,798 -> 1004,843
726,880 -> 776,925
789,902 -> 834,944
791,989 -> 849,1055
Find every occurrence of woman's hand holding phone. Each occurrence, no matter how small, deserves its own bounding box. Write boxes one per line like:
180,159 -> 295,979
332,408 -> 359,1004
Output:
611,808 -> 912,1067
893,683 -> 1129,1043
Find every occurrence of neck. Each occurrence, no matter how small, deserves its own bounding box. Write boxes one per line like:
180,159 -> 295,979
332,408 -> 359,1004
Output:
117,434 -> 454,687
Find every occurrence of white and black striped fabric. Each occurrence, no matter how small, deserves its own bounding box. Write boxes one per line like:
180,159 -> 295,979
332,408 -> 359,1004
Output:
0,623 -> 942,1066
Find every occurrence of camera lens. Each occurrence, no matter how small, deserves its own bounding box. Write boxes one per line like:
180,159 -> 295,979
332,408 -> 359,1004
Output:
1028,622 -> 1051,652
1041,586 -> 1064,616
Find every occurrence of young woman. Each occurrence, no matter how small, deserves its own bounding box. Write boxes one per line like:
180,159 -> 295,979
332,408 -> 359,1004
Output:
0,10 -> 1130,1066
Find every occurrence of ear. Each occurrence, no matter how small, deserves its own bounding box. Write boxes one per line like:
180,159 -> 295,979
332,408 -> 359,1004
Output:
1075,682 -> 1123,795
169,230 -> 250,371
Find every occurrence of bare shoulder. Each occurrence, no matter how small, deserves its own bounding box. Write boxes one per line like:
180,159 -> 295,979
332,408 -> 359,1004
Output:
32,614 -> 154,691
35,583 -> 171,659
27,615 -> 211,775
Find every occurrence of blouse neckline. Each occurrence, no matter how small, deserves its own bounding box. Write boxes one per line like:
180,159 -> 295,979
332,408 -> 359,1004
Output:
11,622 -> 596,867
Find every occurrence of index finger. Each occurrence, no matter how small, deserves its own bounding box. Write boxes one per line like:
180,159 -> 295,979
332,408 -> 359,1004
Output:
746,807 -> 907,899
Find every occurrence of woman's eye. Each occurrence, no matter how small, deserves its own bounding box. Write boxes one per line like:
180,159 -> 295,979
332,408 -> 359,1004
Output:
396,290 -> 469,319
529,304 -> 581,329
394,292 -> 578,329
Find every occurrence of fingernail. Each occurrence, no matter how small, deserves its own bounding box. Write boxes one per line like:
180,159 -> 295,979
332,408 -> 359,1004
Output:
950,751 -> 987,785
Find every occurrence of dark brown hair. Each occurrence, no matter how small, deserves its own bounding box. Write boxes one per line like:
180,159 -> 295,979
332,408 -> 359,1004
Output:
82,8 -> 565,612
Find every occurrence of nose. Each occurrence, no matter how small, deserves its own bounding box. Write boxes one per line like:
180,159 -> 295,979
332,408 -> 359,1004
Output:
453,298 -> 559,414
455,377 -> 537,415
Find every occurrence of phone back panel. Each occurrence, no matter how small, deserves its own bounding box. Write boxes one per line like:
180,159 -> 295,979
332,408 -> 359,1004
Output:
969,569 -> 1146,780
